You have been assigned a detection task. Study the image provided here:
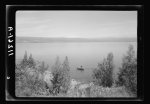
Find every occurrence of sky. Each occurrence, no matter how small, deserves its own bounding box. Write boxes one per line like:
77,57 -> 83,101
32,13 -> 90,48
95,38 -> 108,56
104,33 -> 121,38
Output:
16,11 -> 137,38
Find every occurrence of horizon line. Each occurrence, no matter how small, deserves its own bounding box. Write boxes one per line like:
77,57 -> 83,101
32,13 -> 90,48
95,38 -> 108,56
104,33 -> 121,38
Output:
16,36 -> 137,38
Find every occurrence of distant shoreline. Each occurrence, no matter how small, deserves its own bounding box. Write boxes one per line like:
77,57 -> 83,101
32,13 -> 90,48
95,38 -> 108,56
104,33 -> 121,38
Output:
16,37 -> 137,43
16,41 -> 137,43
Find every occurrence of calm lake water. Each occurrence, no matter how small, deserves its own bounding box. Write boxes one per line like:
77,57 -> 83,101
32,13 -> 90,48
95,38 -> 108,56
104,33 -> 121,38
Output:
16,42 -> 137,83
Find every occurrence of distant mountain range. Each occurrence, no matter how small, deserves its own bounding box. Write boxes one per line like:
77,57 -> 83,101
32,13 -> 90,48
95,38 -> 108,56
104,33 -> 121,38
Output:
16,37 -> 137,43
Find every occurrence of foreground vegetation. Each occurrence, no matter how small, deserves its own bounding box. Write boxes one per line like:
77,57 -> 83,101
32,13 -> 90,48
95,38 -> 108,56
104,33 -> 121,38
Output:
15,45 -> 137,97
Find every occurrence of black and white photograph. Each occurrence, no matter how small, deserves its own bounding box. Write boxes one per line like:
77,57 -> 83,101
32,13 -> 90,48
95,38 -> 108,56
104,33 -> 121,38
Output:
15,10 -> 138,98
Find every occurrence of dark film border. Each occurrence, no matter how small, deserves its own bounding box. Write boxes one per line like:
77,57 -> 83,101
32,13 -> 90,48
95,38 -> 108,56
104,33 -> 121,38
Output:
5,5 -> 144,101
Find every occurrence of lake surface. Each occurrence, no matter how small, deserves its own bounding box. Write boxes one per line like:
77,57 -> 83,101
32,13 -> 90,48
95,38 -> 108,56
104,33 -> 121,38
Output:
16,42 -> 137,83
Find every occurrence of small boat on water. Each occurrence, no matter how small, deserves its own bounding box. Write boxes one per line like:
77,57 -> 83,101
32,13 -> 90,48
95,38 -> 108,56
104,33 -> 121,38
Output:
77,66 -> 84,71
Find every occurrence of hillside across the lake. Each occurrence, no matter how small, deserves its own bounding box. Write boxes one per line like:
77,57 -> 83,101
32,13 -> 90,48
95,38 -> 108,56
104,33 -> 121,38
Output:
16,37 -> 137,43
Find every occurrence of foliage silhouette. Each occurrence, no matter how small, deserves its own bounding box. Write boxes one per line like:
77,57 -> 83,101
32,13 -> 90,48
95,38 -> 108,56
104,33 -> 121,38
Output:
92,53 -> 114,87
117,45 -> 137,96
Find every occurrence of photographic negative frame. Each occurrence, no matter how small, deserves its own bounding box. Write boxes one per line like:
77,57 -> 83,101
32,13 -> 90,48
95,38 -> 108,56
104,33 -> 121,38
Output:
5,5 -> 144,101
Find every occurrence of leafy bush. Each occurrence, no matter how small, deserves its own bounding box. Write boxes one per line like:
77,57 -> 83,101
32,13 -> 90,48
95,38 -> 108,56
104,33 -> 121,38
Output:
60,56 -> 71,93
92,53 -> 114,87
20,51 -> 28,69
38,61 -> 49,75
15,65 -> 46,96
15,51 -> 49,97
51,56 -> 71,95
117,45 -> 137,95
19,51 -> 36,69
28,54 -> 36,68
16,52 -> 71,96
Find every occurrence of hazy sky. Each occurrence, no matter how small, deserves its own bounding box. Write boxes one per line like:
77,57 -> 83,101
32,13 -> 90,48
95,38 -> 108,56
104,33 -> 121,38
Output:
16,11 -> 137,38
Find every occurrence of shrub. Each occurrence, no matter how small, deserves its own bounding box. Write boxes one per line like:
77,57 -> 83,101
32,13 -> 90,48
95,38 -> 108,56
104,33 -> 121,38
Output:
19,51 -> 36,69
43,70 -> 53,91
20,51 -> 28,69
117,45 -> 137,95
51,56 -> 71,95
60,56 -> 71,93
38,61 -> 49,74
28,54 -> 36,68
16,65 -> 48,97
15,51 -> 48,97
50,56 -> 63,95
92,53 -> 114,87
